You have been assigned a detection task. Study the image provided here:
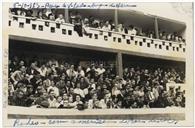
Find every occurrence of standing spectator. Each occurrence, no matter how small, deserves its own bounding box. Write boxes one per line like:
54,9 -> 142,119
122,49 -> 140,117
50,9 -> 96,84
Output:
128,25 -> 137,35
118,24 -> 125,33
74,12 -> 83,37
37,10 -> 47,19
48,13 -> 55,21
102,21 -> 111,31
38,64 -> 47,77
16,9 -> 26,16
69,11 -> 76,24
55,14 -> 65,24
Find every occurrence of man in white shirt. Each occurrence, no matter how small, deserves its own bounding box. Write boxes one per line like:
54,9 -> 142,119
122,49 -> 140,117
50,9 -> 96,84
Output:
74,83 -> 85,98
48,90 -> 58,108
11,66 -> 26,85
38,64 -> 47,77
55,14 -> 65,24
47,80 -> 59,97
88,93 -> 101,109
102,21 -> 111,31
76,65 -> 85,77
66,65 -> 77,79
96,63 -> 105,76
128,25 -> 137,35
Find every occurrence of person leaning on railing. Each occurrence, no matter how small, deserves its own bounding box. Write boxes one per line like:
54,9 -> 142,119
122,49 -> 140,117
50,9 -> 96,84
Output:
36,10 -> 48,20
55,14 -> 65,24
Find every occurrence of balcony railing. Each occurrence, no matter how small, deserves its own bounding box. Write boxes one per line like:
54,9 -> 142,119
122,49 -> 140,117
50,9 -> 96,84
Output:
8,15 -> 186,61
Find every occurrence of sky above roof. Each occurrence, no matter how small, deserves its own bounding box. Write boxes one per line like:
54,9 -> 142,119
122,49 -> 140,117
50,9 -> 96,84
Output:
130,3 -> 193,23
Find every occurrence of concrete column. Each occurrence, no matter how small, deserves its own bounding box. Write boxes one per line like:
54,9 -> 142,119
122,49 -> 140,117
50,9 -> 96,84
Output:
154,17 -> 159,39
64,9 -> 69,23
114,9 -> 119,32
116,52 -> 123,77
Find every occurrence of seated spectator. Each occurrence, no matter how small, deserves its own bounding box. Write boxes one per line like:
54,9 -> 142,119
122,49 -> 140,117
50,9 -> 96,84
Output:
66,64 -> 77,79
11,89 -> 27,106
61,93 -> 71,108
72,95 -> 84,109
48,89 -> 58,108
56,96 -> 64,108
8,79 -> 15,103
99,93 -> 113,109
96,63 -> 105,76
47,80 -> 59,97
8,55 -> 185,109
88,93 -> 101,109
74,83 -> 85,98
112,83 -> 122,97
76,65 -> 85,77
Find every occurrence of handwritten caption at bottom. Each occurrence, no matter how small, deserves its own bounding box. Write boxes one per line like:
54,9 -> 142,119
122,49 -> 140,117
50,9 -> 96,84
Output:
12,118 -> 178,127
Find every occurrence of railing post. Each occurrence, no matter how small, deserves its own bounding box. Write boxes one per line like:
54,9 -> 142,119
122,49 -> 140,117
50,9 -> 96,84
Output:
154,16 -> 159,39
114,9 -> 119,32
116,52 -> 123,77
64,9 -> 69,23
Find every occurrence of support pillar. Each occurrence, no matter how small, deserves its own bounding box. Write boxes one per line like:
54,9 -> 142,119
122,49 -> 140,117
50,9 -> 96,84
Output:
64,9 -> 69,23
116,52 -> 123,78
154,17 -> 159,39
114,9 -> 119,32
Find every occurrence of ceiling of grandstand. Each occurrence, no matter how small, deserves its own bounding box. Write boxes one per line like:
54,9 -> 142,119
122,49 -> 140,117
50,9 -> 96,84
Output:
67,9 -> 186,34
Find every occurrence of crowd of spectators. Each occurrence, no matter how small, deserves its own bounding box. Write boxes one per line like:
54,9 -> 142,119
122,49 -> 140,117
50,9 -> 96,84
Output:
8,55 -> 185,109
158,31 -> 186,43
9,8 -> 185,43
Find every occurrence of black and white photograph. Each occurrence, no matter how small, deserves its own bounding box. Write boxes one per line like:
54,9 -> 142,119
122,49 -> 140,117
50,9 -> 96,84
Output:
1,1 -> 194,127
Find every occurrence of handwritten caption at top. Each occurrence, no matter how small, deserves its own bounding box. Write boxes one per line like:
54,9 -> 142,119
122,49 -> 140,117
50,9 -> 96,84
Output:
12,2 -> 136,9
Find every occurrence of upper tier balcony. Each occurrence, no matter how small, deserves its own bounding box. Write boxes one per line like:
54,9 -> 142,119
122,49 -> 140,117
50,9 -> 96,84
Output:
7,15 -> 186,62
